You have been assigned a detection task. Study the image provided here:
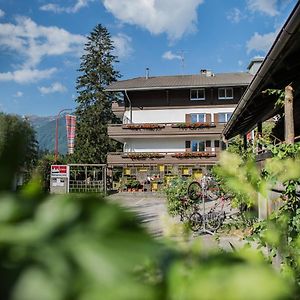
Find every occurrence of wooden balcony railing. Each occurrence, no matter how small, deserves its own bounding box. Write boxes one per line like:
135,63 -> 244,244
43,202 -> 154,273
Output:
107,151 -> 219,165
108,122 -> 226,138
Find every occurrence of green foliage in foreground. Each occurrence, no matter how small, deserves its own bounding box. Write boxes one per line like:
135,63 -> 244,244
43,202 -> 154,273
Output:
0,188 -> 293,300
0,127 -> 298,299
214,147 -> 300,293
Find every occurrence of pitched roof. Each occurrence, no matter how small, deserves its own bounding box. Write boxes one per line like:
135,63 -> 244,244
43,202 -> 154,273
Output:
106,72 -> 253,91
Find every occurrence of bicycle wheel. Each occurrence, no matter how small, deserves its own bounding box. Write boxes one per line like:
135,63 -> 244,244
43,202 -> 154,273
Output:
188,212 -> 203,232
206,212 -> 223,232
206,179 -> 221,201
188,181 -> 202,201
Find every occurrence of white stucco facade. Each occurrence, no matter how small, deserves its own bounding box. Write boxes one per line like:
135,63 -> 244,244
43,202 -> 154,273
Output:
123,106 -> 235,124
123,138 -> 217,153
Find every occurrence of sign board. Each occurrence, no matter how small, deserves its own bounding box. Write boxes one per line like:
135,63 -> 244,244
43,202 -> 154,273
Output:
51,165 -> 69,178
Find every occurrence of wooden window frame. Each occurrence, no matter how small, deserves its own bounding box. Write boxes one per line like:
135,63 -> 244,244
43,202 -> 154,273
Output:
218,88 -> 233,100
190,88 -> 205,101
191,140 -> 206,152
190,113 -> 206,123
218,112 -> 232,123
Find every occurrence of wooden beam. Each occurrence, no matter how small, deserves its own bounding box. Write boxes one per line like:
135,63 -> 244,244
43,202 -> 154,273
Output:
284,84 -> 294,144
257,121 -> 263,151
243,134 -> 247,150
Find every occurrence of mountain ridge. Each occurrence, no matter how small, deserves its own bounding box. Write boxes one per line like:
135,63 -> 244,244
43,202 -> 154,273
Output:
27,115 -> 68,155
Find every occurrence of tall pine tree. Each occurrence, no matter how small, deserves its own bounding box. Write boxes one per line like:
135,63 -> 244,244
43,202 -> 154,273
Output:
74,24 -> 120,163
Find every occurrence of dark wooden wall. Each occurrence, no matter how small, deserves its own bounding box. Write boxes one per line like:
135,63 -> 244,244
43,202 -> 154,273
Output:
125,86 -> 246,108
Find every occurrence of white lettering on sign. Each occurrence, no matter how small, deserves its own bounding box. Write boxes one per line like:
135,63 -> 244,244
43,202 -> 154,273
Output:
51,165 -> 69,178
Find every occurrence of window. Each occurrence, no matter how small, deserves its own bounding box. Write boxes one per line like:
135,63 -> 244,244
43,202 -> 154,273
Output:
191,140 -> 205,152
218,88 -> 233,100
218,112 -> 232,123
191,113 -> 206,123
190,89 -> 205,100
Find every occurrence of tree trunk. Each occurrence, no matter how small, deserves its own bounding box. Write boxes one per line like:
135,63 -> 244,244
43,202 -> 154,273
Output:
284,85 -> 294,144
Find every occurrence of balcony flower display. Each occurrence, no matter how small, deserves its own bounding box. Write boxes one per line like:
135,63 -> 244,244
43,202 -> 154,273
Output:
122,123 -> 165,130
171,122 -> 215,129
122,153 -> 165,160
172,152 -> 216,158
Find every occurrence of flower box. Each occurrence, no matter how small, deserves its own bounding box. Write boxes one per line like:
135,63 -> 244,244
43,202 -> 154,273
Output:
122,153 -> 165,160
172,152 -> 216,158
122,123 -> 165,130
171,122 -> 215,129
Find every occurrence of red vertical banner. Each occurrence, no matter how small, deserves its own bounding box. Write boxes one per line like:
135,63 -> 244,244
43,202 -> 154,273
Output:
66,114 -> 76,154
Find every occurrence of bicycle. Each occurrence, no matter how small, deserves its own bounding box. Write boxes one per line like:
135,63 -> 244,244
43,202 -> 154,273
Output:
187,176 -> 221,201
187,194 -> 230,232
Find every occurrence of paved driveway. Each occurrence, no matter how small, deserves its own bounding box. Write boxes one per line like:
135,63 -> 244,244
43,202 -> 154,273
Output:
108,192 -> 168,237
108,192 -> 247,250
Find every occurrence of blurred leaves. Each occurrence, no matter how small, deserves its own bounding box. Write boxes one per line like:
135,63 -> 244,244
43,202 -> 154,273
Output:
214,152 -> 267,207
0,113 -> 298,299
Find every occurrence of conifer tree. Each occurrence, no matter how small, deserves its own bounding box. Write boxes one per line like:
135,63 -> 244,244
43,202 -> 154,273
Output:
74,24 -> 120,163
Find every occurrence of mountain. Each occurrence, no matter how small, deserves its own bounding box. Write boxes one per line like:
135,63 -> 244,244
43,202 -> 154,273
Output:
27,115 -> 68,155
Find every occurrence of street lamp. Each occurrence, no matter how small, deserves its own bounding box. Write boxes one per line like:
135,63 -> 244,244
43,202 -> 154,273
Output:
55,108 -> 72,161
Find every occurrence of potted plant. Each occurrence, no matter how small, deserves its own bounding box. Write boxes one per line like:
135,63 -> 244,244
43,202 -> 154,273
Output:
131,180 -> 139,191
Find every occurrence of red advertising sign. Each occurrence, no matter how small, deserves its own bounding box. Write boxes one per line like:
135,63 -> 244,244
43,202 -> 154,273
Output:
51,165 -> 69,177
66,114 -> 76,154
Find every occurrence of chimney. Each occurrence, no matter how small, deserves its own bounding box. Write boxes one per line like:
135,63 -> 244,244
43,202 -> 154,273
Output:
145,67 -> 149,79
247,57 -> 264,75
200,69 -> 214,77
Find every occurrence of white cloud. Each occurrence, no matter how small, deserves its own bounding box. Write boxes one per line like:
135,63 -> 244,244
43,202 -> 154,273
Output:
38,82 -> 67,94
103,0 -> 204,40
112,33 -> 133,58
0,9 -> 5,18
0,68 -> 57,84
246,30 -> 279,54
14,91 -> 23,97
247,0 -> 279,16
0,16 -> 86,68
238,60 -> 243,66
162,51 -> 182,60
40,0 -> 93,14
227,8 -> 243,23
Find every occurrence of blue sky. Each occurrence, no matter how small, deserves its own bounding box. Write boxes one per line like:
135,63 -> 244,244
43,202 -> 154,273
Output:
0,0 -> 297,116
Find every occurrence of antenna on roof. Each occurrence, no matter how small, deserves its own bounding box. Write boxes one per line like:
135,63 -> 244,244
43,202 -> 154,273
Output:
178,50 -> 187,75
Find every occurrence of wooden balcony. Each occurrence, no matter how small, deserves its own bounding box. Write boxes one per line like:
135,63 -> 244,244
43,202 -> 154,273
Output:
111,101 -> 125,119
108,122 -> 225,141
107,151 -> 219,166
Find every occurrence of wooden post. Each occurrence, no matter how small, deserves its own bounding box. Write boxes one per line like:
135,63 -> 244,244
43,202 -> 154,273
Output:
243,134 -> 247,150
284,85 -> 294,144
257,122 -> 262,152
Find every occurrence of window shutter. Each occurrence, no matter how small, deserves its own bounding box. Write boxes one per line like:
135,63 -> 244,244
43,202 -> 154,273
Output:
185,140 -> 191,152
185,114 -> 191,123
206,113 -> 211,124
206,140 -> 211,152
214,113 -> 219,124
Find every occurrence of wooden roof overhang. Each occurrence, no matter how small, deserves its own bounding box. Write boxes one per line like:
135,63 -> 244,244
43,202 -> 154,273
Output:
223,2 -> 300,140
